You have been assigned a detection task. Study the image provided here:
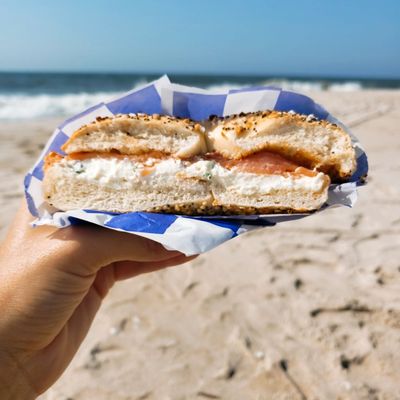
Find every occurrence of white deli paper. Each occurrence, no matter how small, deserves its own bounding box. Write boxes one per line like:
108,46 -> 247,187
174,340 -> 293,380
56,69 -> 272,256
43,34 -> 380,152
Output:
24,76 -> 368,255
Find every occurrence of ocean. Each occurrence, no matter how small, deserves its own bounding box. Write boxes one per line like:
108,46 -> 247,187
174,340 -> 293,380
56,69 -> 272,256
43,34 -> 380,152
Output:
0,72 -> 399,120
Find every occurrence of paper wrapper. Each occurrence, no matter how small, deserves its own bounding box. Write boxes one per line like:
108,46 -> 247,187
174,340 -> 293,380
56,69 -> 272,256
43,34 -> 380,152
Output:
24,76 -> 368,255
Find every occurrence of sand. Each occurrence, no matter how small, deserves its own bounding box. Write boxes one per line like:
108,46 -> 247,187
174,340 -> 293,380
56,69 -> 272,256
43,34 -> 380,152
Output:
1,91 -> 399,399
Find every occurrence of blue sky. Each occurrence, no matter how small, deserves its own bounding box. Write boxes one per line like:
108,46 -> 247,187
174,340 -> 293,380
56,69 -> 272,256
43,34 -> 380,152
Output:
0,0 -> 399,78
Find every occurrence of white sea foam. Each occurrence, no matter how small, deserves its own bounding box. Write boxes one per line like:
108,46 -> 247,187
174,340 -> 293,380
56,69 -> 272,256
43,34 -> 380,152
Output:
327,82 -> 363,91
0,79 -> 364,120
0,91 -> 124,120
0,78 -> 150,120
204,80 -> 363,93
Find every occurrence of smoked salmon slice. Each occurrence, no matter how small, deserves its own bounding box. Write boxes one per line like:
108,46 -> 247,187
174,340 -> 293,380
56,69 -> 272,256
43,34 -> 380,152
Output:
45,149 -> 317,177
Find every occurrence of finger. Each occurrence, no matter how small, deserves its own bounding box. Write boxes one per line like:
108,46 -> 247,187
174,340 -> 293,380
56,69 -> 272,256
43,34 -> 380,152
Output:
7,202 -> 186,285
12,202 -> 182,272
112,254 -> 198,281
47,224 -> 182,273
86,226 -> 182,265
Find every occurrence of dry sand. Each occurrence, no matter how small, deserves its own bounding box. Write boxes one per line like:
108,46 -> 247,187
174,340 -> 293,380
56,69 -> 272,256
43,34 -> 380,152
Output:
1,91 -> 399,399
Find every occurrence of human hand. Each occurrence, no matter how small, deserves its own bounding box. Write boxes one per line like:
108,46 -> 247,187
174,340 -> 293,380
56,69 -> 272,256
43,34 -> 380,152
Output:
0,202 -> 196,399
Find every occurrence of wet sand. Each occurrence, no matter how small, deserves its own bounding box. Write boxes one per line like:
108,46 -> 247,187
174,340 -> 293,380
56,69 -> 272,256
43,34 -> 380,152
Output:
1,91 -> 400,399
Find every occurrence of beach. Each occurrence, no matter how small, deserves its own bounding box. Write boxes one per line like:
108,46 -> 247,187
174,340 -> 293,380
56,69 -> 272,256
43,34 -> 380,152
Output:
1,90 -> 399,399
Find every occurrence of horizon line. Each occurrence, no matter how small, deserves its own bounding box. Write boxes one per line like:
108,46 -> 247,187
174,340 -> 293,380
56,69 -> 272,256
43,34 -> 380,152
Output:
0,69 -> 399,81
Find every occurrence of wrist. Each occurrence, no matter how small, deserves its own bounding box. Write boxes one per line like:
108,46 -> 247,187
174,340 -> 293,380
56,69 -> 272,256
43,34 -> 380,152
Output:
0,350 -> 37,400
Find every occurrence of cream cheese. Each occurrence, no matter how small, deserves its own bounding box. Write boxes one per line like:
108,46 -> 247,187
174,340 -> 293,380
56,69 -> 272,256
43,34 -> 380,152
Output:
63,157 -> 143,187
211,164 -> 326,194
60,157 -> 327,194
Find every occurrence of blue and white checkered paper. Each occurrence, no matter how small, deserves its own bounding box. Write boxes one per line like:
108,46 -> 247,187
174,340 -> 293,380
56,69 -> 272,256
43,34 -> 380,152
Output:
24,76 -> 368,256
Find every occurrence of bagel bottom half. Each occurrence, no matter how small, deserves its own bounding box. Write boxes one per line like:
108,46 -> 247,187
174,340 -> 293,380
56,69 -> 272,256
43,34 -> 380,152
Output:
43,151 -> 330,215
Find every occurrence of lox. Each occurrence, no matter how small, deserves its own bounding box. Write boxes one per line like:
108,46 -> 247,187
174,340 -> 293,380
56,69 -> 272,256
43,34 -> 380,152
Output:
43,111 -> 356,215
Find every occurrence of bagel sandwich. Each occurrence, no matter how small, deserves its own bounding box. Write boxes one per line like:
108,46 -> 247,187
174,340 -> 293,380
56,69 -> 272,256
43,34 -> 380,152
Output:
43,112 -> 356,215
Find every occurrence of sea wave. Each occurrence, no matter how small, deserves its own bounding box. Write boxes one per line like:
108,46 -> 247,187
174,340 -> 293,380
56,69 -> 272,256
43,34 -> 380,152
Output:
0,80 -> 365,120
270,80 -> 363,92
0,91 -> 124,120
205,80 -> 363,93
